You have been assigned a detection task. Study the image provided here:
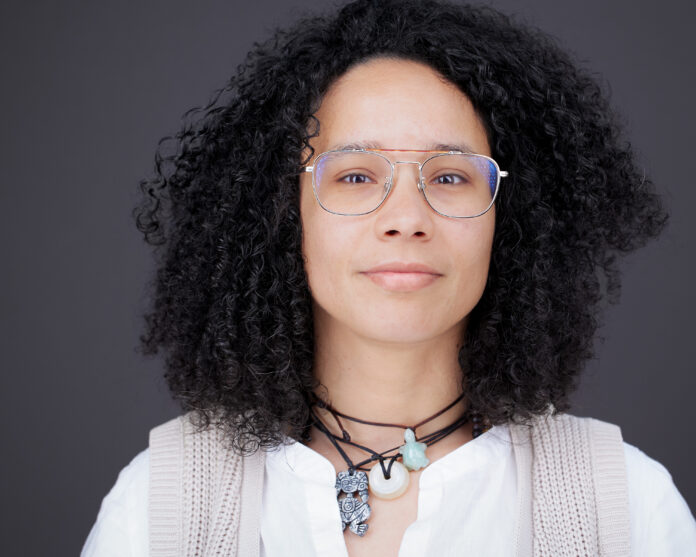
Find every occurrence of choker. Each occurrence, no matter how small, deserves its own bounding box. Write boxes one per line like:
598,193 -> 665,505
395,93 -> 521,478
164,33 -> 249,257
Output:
308,392 -> 488,537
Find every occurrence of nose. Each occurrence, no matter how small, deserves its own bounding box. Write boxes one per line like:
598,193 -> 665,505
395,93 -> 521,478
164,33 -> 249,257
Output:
374,161 -> 434,239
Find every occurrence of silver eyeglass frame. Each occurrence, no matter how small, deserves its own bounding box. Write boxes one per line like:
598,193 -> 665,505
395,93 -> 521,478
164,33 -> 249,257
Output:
302,148 -> 508,219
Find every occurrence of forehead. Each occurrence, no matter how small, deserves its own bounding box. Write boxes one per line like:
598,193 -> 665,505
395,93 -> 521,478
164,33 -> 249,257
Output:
311,58 -> 491,157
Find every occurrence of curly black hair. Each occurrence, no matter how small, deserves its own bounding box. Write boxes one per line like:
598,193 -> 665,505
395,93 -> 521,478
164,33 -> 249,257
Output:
134,0 -> 668,454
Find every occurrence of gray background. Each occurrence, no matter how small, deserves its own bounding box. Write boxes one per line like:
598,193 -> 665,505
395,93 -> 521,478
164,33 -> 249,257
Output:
1,0 -> 694,555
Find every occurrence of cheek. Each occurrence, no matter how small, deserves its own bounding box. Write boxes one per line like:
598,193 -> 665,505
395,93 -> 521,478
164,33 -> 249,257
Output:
302,224 -> 357,322
449,215 -> 495,297
471,219 -> 495,268
302,226 -> 332,288
300,183 -> 345,297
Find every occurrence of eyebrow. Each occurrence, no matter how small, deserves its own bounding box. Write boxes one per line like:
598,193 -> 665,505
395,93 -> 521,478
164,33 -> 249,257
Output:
328,140 -> 479,153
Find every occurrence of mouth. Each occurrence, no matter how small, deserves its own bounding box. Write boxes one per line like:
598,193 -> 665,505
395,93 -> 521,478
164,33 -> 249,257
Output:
361,263 -> 442,292
362,271 -> 440,292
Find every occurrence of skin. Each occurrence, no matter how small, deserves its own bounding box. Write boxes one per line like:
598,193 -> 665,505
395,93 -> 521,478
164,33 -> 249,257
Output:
299,57 -> 496,555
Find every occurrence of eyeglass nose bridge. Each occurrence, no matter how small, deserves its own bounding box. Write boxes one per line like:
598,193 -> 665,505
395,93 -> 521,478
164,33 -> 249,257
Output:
386,160 -> 427,193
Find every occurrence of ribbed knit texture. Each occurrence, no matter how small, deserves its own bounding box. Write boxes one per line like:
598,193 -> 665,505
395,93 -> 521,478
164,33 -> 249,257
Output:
149,411 -> 630,557
532,413 -> 600,555
149,416 -> 184,556
590,418 -> 632,556
149,415 -> 263,557
513,412 -> 631,557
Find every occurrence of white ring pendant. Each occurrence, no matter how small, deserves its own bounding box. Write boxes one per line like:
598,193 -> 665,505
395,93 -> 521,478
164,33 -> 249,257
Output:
368,460 -> 410,500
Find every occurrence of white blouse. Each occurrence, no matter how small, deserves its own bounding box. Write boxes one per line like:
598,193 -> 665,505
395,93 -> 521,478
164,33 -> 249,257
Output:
81,424 -> 696,556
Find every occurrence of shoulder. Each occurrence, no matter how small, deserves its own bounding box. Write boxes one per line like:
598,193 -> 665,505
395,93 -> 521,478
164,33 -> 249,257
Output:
107,447 -> 150,500
82,413 -> 224,557
524,412 -> 696,554
622,441 -> 696,555
83,412 -> 265,557
82,413 -> 191,557
623,439 -> 672,484
544,413 -> 694,530
566,413 -> 696,555
81,448 -> 149,557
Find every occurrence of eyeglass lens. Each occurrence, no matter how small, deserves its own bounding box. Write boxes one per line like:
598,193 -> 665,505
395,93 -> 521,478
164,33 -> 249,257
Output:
313,151 -> 498,217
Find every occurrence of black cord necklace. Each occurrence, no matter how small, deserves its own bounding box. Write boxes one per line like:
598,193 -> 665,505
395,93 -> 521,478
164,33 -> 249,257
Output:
308,393 -> 488,537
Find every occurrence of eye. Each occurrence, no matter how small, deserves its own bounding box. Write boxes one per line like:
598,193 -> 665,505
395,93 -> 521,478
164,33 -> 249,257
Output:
432,173 -> 469,185
338,173 -> 375,184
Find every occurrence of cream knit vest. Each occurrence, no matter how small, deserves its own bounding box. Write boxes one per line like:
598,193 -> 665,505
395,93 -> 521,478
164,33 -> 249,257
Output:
149,410 -> 631,556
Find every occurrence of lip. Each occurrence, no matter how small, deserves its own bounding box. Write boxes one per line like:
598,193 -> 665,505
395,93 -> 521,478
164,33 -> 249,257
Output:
361,262 -> 442,292
364,262 -> 441,274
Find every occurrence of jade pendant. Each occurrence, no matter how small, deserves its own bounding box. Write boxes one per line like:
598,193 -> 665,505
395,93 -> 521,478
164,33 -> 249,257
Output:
398,428 -> 429,471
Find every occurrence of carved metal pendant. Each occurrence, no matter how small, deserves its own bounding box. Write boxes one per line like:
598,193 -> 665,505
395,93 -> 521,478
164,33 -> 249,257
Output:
335,469 -> 371,536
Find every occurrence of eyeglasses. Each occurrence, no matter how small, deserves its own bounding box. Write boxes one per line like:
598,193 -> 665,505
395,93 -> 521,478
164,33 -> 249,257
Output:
302,148 -> 508,218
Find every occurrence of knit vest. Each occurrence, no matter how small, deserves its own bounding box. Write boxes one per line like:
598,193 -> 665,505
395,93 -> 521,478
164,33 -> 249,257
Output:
149,410 -> 631,556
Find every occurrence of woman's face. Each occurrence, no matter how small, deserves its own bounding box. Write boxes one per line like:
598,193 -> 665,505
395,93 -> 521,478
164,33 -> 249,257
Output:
299,58 -> 496,344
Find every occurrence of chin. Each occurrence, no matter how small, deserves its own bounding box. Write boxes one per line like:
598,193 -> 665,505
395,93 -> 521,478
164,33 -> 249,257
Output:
349,311 -> 464,345
354,327 -> 437,345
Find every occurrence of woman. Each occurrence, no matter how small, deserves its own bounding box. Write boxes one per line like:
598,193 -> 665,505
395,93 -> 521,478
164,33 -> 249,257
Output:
82,0 -> 696,555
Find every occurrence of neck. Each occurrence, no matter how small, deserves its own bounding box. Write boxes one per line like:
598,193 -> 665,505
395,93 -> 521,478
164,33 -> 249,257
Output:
309,312 -> 471,454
